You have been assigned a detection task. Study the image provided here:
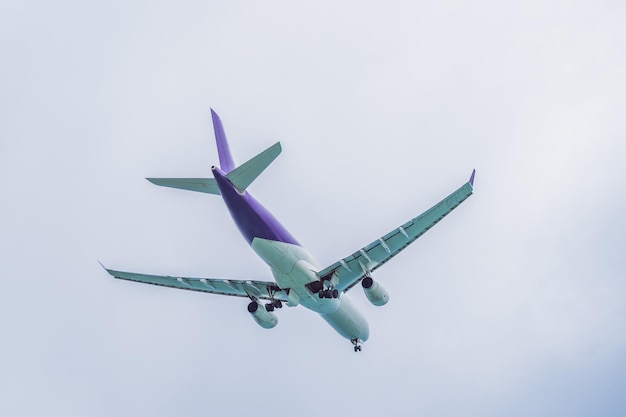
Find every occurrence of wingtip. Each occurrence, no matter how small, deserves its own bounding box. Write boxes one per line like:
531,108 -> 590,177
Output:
469,169 -> 476,187
98,261 -> 116,277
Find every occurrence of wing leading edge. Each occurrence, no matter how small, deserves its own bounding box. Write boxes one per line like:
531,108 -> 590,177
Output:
317,170 -> 475,292
102,265 -> 290,302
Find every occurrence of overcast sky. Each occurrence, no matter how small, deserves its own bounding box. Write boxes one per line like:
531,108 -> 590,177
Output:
2,1 -> 626,416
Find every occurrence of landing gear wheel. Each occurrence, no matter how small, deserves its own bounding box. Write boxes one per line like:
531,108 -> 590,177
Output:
350,338 -> 363,352
318,289 -> 338,299
272,299 -> 283,309
265,303 -> 275,312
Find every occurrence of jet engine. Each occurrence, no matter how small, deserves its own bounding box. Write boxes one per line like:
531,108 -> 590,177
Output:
247,301 -> 278,329
361,277 -> 389,306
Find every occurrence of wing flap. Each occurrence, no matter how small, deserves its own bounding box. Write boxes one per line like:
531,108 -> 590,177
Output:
318,173 -> 475,292
103,267 -> 289,301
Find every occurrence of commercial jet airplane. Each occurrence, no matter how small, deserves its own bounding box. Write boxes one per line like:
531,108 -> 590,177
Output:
102,110 -> 475,352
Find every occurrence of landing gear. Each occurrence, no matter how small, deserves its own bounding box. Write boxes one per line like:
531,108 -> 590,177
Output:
351,338 -> 362,352
318,288 -> 339,299
310,276 -> 340,299
263,286 -> 284,312
265,299 -> 283,312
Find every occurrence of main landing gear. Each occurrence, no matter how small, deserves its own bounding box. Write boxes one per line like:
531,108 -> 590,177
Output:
351,338 -> 362,352
318,289 -> 339,299
307,278 -> 339,299
264,299 -> 282,312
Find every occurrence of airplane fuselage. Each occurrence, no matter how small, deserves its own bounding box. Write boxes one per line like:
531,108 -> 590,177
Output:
213,166 -> 370,342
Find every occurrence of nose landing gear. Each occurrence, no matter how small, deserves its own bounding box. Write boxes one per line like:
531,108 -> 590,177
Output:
351,338 -> 362,352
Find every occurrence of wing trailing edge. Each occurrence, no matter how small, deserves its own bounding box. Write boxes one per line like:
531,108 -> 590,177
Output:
100,263 -> 290,302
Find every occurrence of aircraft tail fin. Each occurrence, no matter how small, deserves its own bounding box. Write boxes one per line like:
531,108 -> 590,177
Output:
211,109 -> 236,173
147,111 -> 281,194
147,142 -> 281,194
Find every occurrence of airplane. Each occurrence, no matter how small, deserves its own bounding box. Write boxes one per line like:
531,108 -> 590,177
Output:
102,110 -> 475,352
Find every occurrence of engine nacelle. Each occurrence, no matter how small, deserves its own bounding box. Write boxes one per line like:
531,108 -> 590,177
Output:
361,277 -> 389,306
247,301 -> 278,329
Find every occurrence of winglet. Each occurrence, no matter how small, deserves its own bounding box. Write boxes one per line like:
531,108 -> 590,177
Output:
98,261 -> 112,275
210,109 -> 236,173
469,169 -> 476,187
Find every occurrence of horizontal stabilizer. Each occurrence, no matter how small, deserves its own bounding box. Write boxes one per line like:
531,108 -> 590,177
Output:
146,178 -> 221,195
226,142 -> 282,192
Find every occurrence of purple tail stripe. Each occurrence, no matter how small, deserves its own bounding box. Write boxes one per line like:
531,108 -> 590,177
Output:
212,167 -> 300,246
211,109 -> 236,173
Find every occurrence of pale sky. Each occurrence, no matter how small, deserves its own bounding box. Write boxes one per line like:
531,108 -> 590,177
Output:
2,1 -> 626,416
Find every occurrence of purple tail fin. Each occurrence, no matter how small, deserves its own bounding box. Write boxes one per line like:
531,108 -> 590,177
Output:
211,109 -> 236,173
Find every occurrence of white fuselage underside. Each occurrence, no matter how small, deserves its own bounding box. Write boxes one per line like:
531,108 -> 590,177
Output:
251,238 -> 369,342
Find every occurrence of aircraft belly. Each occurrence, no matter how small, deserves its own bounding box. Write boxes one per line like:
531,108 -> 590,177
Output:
320,295 -> 370,341
251,238 -> 319,274
251,238 -> 343,313
251,238 -> 369,339
273,263 -> 340,314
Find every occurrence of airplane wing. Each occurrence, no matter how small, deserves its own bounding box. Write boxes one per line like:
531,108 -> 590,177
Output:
102,265 -> 290,301
316,170 -> 475,292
